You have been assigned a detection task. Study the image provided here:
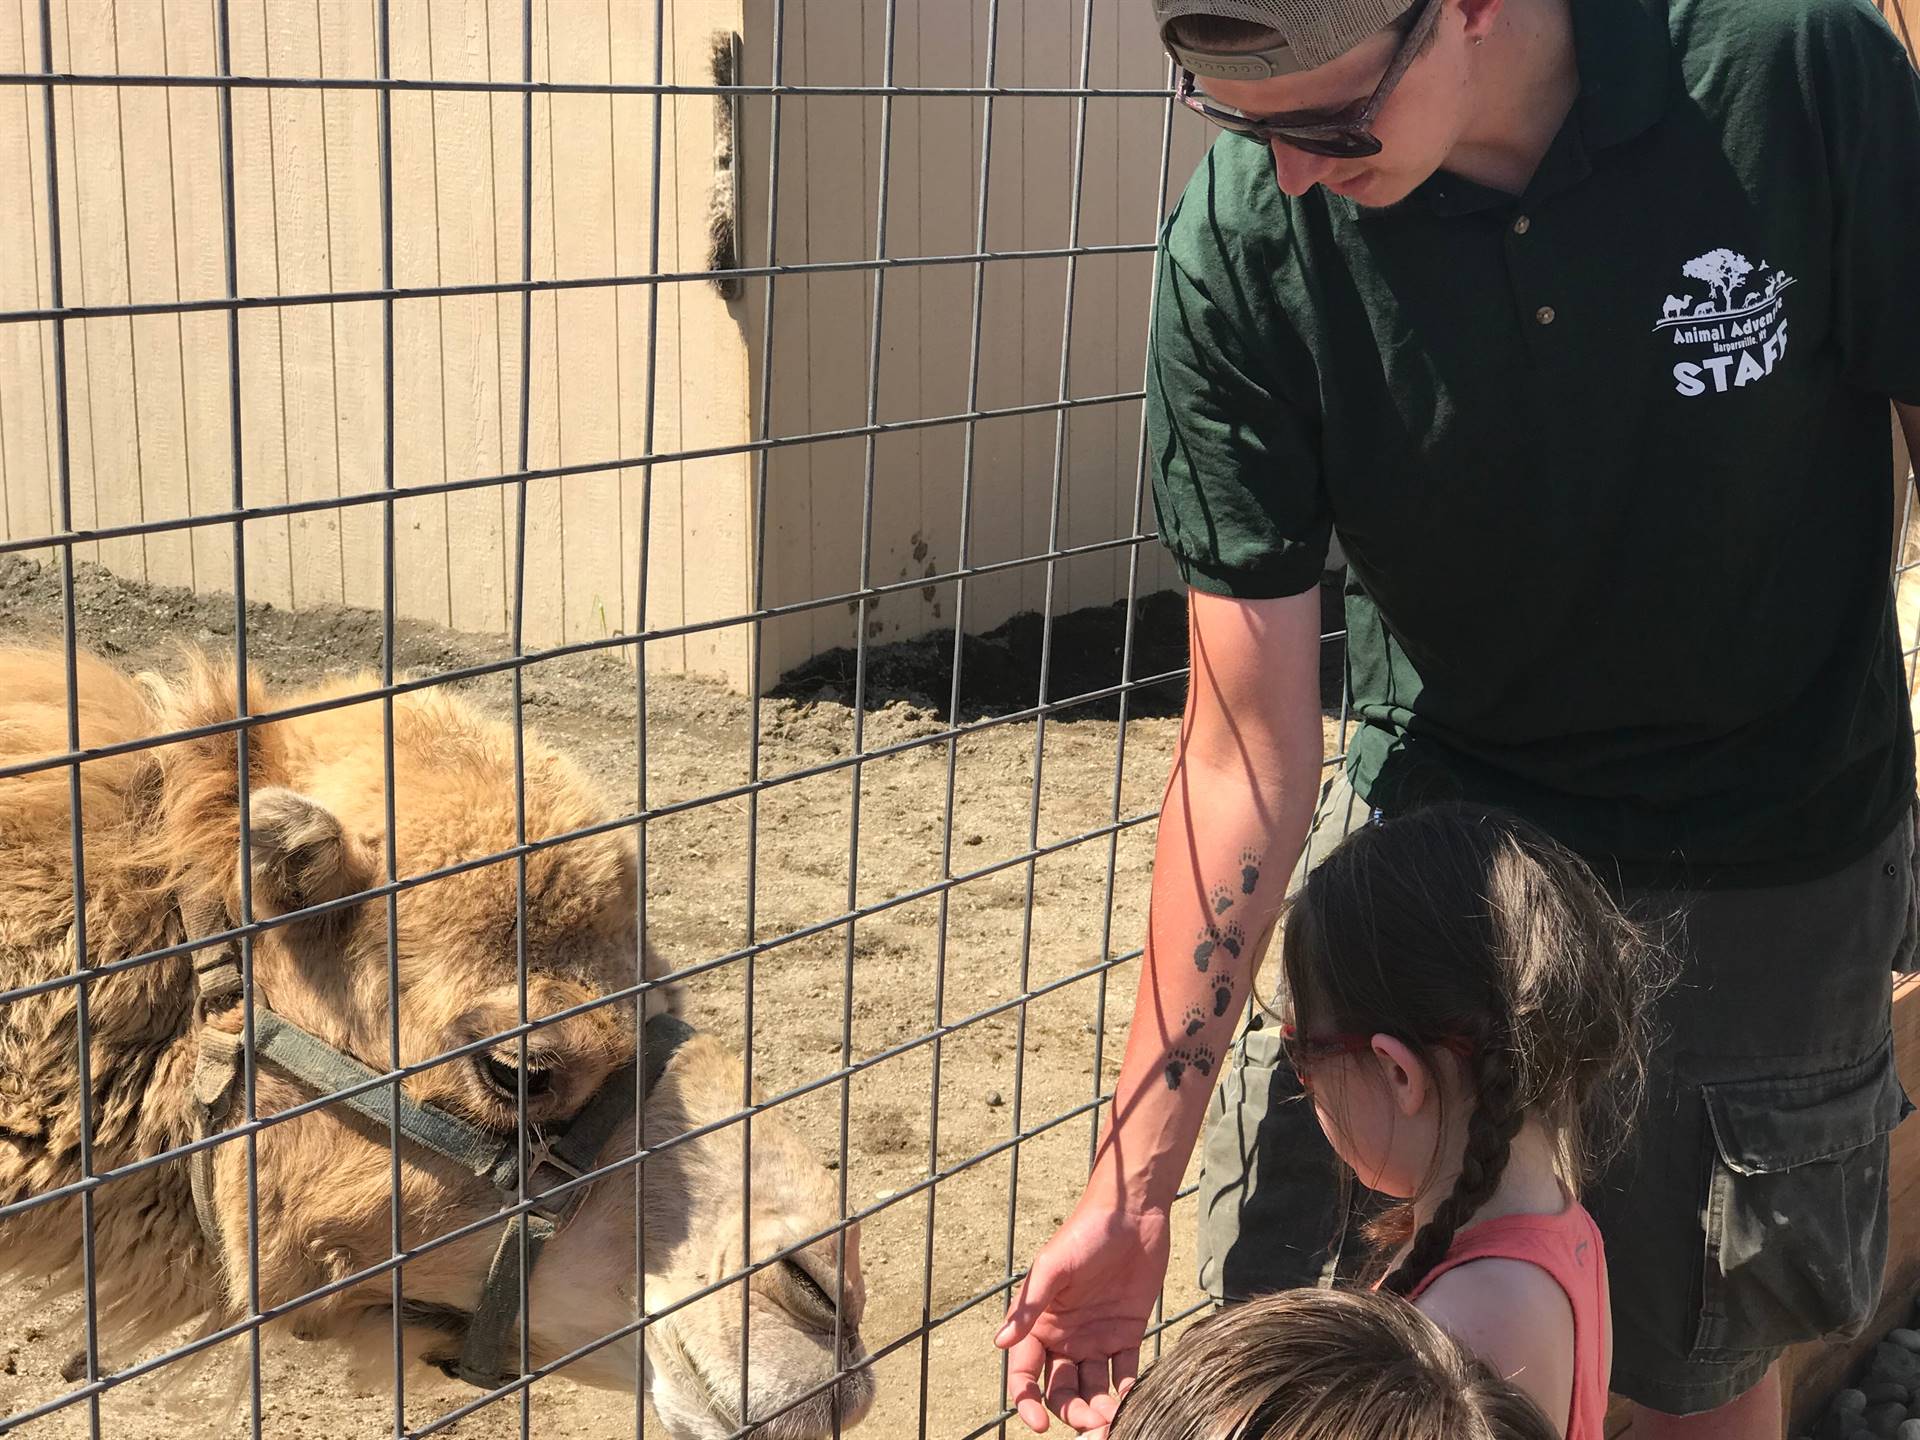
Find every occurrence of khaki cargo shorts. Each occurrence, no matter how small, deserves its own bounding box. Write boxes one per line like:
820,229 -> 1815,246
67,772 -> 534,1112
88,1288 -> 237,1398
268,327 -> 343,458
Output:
1194,768 -> 1917,1416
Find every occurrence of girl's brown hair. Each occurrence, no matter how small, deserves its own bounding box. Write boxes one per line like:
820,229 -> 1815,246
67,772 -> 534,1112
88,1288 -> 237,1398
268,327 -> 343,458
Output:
1107,1287 -> 1558,1440
1278,802 -> 1666,1297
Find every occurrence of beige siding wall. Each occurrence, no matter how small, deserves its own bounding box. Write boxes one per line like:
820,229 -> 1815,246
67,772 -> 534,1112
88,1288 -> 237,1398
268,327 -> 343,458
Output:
24,4 -> 1904,691
737,0 -> 1206,685
3,0 -> 1200,693
0,0 -> 752,684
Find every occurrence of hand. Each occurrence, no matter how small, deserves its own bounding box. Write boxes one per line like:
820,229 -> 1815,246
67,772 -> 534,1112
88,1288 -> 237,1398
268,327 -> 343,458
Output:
1068,1377 -> 1134,1440
995,1201 -> 1172,1434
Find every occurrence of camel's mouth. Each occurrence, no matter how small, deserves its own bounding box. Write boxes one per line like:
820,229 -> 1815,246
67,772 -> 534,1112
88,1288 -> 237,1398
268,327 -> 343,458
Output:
650,1315 -> 875,1440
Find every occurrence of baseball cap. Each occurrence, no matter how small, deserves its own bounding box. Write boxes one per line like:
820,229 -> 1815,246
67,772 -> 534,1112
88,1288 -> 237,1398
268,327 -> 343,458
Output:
1152,0 -> 1421,78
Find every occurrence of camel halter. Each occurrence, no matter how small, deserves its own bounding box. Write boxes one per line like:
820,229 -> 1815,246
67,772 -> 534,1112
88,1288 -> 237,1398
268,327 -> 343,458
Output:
178,892 -> 692,1392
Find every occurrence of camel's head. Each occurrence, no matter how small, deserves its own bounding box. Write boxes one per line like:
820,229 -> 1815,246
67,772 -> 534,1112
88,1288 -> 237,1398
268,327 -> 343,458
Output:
168,677 -> 872,1435
615,1037 -> 876,1440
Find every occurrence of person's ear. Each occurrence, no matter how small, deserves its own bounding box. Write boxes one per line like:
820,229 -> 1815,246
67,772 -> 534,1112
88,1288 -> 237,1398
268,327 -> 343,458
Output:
1455,0 -> 1506,45
1369,1034 -> 1432,1119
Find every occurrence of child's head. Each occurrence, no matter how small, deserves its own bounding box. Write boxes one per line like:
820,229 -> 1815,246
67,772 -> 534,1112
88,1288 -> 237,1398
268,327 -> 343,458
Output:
1107,1287 -> 1558,1440
1276,802 -> 1663,1294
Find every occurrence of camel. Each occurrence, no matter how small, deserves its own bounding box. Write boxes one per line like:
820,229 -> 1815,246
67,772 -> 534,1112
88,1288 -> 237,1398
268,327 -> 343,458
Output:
0,648 -> 875,1438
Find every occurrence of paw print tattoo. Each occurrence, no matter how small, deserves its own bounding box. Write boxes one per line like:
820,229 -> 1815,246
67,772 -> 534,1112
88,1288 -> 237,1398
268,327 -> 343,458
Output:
1208,882 -> 1236,916
1212,977 -> 1234,1017
1182,1003 -> 1208,1037
1164,1045 -> 1217,1091
1239,848 -> 1263,896
1192,920 -> 1245,973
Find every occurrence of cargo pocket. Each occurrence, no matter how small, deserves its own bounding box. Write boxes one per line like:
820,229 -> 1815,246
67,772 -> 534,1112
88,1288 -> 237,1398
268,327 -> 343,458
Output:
1904,800 -> 1920,973
1690,1044 -> 1912,1361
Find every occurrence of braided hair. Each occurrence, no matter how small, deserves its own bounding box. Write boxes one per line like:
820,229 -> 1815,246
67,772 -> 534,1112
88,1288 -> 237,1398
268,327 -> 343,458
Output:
1378,1047 -> 1524,1296
1276,802 -> 1667,1298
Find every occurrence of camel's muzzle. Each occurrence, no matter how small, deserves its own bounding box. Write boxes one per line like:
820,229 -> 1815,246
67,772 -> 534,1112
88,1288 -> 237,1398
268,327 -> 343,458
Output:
176,890 -> 692,1393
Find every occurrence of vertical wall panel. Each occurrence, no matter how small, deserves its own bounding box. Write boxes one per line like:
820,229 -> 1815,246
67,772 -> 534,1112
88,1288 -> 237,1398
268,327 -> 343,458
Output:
745,0 -> 1200,683
262,0 -> 345,610
0,0 -> 55,560
546,0 -> 623,647
113,2 -> 194,589
167,0 -> 237,595
227,0 -> 296,609
46,0 -> 104,573
431,0 -> 510,638
2,0 -> 1185,691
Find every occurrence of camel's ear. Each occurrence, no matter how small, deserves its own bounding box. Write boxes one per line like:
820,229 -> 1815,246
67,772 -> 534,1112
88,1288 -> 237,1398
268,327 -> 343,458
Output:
248,787 -> 368,918
642,939 -> 684,1019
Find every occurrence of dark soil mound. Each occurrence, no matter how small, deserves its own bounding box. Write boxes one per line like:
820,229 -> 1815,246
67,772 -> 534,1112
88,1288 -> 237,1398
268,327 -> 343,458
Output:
772,582 -> 1347,722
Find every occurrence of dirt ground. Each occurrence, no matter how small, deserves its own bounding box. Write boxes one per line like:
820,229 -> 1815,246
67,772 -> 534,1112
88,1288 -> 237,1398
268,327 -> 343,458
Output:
0,554 -> 1349,1440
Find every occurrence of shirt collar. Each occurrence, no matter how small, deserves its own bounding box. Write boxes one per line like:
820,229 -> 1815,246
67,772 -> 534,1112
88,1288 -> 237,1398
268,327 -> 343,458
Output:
1573,0 -> 1672,151
1346,0 -> 1672,220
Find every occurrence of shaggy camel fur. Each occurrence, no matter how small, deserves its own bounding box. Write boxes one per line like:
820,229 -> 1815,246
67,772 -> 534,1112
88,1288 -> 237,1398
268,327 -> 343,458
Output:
0,648 -> 873,1438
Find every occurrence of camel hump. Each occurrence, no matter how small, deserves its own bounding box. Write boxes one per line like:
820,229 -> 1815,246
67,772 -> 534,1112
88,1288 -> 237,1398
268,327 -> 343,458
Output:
0,647 -> 156,765
0,648 -> 163,861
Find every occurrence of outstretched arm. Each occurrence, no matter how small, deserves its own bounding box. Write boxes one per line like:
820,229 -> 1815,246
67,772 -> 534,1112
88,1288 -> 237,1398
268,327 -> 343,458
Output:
1092,587 -> 1325,1210
997,585 -> 1326,1433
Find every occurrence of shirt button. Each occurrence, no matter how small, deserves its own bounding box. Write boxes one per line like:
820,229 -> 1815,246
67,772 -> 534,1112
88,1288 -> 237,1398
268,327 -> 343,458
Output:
1535,305 -> 1556,326
1513,215 -> 1532,235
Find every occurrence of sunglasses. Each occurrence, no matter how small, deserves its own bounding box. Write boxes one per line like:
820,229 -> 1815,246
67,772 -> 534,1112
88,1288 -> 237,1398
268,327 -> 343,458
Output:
1278,1022 -> 1474,1092
1175,0 -> 1444,159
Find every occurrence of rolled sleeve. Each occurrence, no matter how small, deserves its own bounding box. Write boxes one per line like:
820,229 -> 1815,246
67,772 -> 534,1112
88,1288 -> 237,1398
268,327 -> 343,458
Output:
1822,3 -> 1920,405
1146,173 -> 1330,600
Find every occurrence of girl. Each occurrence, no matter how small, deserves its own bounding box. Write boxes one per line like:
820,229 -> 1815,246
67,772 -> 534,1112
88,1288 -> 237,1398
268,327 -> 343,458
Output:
1272,802 -> 1664,1440
1105,1287 -> 1559,1440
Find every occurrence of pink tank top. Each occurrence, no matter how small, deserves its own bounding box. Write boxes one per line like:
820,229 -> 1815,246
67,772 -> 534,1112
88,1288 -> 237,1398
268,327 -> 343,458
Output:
1406,1201 -> 1611,1440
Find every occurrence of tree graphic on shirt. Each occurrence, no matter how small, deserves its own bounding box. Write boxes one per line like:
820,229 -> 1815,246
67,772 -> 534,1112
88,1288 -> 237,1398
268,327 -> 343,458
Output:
1682,249 -> 1754,314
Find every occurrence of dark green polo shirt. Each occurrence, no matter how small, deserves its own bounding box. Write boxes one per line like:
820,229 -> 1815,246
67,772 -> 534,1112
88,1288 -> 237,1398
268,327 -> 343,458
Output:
1148,0 -> 1920,886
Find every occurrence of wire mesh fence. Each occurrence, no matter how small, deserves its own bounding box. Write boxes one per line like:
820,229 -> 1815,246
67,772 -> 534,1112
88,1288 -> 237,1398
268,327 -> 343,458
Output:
0,2 -> 1207,1437
1,2 -> 1917,1439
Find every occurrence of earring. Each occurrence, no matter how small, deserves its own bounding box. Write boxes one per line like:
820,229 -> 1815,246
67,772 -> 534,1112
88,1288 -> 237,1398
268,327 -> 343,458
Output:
1473,35 -> 1485,46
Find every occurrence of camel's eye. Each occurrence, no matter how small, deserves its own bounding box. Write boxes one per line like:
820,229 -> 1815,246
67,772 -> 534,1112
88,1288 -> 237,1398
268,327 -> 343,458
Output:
777,1258 -> 840,1332
478,1053 -> 557,1105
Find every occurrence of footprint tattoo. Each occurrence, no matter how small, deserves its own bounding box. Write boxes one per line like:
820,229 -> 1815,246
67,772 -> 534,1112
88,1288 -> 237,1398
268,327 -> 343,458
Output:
1208,882 -> 1235,916
1239,848 -> 1263,895
1182,1003 -> 1207,1037
1165,1045 -> 1217,1090
1193,921 -> 1245,973
1212,977 -> 1234,1017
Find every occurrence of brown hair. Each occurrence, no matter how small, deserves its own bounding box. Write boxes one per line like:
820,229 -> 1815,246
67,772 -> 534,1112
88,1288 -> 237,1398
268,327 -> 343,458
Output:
1107,1287 -> 1558,1440
1278,802 -> 1666,1297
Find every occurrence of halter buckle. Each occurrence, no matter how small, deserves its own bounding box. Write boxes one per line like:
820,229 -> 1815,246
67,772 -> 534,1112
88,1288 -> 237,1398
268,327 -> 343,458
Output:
521,1131 -> 589,1221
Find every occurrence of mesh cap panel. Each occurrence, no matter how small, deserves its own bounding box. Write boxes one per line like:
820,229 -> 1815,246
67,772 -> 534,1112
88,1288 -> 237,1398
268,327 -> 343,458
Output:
1151,0 -> 1419,73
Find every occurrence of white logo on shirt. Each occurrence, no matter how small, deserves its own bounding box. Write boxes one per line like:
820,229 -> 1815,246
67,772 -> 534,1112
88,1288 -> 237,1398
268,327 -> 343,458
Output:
1654,249 -> 1795,397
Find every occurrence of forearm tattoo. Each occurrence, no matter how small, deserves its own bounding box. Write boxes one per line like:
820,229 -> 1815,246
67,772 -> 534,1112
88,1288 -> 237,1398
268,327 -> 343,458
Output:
1164,1046 -> 1216,1091
1164,847 -> 1266,1090
1191,920 -> 1244,972
1240,848 -> 1262,895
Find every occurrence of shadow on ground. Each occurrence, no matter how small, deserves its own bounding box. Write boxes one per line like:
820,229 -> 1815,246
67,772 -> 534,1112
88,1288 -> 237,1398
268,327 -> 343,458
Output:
771,584 -> 1347,722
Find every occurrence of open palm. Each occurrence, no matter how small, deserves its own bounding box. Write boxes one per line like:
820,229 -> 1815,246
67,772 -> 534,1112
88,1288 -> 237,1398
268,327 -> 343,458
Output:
997,1203 -> 1173,1434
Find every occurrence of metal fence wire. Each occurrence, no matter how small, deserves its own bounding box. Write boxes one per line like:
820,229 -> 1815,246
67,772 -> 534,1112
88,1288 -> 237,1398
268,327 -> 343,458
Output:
0,3 -> 1915,1440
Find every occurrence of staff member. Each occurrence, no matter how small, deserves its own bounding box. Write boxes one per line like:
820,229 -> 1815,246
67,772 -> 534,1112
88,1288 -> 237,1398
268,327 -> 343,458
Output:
996,1 -> 1920,1436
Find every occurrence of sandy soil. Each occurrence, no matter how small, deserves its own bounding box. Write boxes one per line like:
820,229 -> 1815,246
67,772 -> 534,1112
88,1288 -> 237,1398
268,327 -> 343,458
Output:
0,554 -> 1349,1440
